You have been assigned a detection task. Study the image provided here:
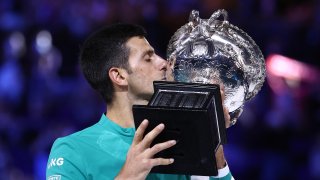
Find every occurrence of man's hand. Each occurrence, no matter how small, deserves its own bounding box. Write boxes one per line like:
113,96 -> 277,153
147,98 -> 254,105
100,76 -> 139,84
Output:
116,120 -> 176,180
220,86 -> 231,128
215,87 -> 231,169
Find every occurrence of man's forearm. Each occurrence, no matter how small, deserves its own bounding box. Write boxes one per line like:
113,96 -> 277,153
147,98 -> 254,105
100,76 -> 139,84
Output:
215,145 -> 226,169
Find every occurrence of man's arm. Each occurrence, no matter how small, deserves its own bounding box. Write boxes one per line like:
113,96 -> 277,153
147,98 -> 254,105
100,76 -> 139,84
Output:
207,88 -> 233,179
211,146 -> 233,179
46,138 -> 86,180
190,142 -> 233,180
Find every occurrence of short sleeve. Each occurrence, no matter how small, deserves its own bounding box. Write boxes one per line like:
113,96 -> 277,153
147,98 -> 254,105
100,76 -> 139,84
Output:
46,138 -> 87,180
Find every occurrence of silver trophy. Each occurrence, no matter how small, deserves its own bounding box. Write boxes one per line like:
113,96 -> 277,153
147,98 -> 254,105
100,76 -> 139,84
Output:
167,9 -> 266,125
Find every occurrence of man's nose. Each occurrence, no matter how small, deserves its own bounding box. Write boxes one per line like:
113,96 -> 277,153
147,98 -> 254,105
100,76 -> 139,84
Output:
157,55 -> 167,71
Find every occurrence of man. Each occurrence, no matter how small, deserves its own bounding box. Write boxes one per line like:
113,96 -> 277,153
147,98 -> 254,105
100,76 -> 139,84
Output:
46,23 -> 233,180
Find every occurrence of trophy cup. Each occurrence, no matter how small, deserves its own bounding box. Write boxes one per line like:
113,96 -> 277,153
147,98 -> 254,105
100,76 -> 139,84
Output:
167,9 -> 266,125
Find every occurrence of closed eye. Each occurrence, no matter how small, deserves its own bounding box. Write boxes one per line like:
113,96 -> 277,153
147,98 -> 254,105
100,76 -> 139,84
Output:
142,49 -> 155,60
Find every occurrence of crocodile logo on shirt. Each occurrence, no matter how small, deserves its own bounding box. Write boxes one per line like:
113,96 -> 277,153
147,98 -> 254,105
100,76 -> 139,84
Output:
47,157 -> 64,169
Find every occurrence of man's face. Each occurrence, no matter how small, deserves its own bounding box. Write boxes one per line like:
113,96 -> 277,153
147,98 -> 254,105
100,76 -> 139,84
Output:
125,36 -> 167,102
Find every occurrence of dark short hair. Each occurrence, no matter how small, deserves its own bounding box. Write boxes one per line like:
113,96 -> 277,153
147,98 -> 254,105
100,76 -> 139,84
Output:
80,23 -> 147,104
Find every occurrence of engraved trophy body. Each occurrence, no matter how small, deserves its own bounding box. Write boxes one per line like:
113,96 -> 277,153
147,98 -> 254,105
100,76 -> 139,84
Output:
167,10 -> 266,125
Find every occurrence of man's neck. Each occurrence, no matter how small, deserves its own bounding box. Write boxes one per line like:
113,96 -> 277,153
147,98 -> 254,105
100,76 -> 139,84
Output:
105,93 -> 149,128
106,101 -> 134,128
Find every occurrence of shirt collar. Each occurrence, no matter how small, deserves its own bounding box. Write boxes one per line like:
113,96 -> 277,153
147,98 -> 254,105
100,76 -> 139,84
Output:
98,113 -> 135,137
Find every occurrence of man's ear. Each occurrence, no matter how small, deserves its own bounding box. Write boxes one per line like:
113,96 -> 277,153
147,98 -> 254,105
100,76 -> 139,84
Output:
109,67 -> 128,86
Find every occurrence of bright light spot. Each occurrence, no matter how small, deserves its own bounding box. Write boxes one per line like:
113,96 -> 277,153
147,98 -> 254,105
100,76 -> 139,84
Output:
36,30 -> 52,54
267,54 -> 319,82
266,54 -> 320,94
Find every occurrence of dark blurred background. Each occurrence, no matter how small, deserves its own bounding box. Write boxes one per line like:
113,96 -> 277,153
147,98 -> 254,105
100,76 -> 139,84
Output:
0,0 -> 320,179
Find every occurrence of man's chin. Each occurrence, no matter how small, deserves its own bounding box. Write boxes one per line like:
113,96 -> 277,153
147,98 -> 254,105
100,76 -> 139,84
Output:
159,78 -> 167,81
134,93 -> 153,105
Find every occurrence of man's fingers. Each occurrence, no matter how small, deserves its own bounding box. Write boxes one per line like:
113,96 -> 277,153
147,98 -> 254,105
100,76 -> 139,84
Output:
144,140 -> 176,158
220,89 -> 226,104
132,119 -> 149,145
150,158 -> 174,167
220,85 -> 232,128
223,106 -> 231,128
140,123 -> 165,148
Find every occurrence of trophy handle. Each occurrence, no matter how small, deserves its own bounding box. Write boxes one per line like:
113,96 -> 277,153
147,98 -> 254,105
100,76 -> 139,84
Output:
209,9 -> 228,21
189,9 -> 229,26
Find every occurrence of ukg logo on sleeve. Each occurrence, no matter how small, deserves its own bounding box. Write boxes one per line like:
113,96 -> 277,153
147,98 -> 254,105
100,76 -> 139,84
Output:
47,157 -> 64,169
